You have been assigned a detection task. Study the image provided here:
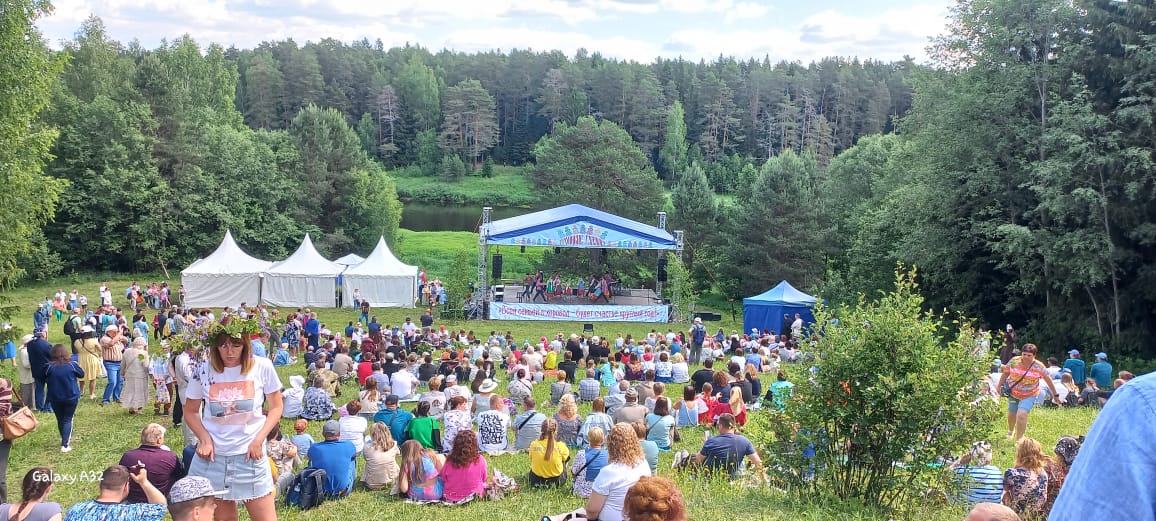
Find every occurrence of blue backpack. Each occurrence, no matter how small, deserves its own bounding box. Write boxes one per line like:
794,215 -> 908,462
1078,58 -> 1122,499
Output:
285,467 -> 327,510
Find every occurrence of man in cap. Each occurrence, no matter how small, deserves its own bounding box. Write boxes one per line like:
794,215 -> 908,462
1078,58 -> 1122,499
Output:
688,317 -> 707,365
64,465 -> 167,521
1062,349 -> 1087,390
167,476 -> 228,521
612,387 -> 648,426
307,420 -> 357,497
26,328 -> 54,412
443,373 -> 471,407
373,394 -> 413,444
1089,353 -> 1113,390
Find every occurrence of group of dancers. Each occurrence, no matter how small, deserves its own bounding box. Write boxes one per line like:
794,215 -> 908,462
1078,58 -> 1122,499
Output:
519,271 -> 617,303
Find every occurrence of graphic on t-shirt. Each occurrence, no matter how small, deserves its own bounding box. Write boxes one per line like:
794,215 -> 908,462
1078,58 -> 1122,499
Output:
477,413 -> 506,445
207,381 -> 256,425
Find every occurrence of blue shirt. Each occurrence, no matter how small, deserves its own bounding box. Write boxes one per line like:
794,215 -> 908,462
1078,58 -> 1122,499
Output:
251,340 -> 266,359
1049,372 -> 1156,521
1089,361 -> 1113,388
700,433 -> 756,477
273,349 -> 291,366
307,440 -> 357,496
305,318 -> 320,336
373,408 -> 414,444
291,433 -> 315,456
45,362 -> 84,403
1062,358 -> 1086,384
953,465 -> 1003,505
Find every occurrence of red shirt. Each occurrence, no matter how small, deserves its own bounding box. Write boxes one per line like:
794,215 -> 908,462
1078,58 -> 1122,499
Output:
357,361 -> 374,386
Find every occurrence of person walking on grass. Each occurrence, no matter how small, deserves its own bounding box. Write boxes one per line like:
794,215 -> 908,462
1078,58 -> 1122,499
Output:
996,344 -> 1060,442
45,344 -> 82,453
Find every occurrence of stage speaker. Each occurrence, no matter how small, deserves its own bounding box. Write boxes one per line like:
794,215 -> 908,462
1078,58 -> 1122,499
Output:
520,245 -> 526,253
657,257 -> 668,282
492,254 -> 503,279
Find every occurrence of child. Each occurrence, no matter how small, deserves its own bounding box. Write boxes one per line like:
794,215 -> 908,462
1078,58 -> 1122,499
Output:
149,345 -> 173,416
290,418 -> 315,461
273,342 -> 291,366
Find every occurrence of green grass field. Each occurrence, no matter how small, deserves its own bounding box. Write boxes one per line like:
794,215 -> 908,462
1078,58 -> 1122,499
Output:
0,277 -> 1100,520
393,229 -> 546,280
392,165 -> 538,207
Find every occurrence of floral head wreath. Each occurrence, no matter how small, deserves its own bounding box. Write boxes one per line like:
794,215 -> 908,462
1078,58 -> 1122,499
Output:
210,317 -> 262,340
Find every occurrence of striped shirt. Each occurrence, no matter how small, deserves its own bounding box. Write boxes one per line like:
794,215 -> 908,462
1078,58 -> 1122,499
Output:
1005,357 -> 1048,400
955,465 -> 1004,505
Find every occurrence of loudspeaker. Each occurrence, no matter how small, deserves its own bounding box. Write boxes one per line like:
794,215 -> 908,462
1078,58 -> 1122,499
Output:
657,257 -> 668,282
492,254 -> 503,279
520,245 -> 526,253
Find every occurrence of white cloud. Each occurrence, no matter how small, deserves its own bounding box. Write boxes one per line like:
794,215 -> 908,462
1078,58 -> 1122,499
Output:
723,2 -> 770,24
440,27 -> 660,62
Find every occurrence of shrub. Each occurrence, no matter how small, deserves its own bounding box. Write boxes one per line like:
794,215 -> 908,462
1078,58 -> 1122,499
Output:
754,268 -> 995,515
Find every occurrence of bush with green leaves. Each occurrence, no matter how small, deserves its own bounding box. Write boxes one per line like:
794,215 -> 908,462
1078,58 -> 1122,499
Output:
754,269 -> 995,515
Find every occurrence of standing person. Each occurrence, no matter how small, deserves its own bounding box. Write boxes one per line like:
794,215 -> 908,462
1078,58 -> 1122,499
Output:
0,468 -> 62,521
74,326 -> 101,400
149,344 -> 172,417
999,325 -> 1018,365
183,325 -> 284,521
171,343 -> 195,433
687,317 -> 707,366
45,344 -> 82,452
26,330 -> 53,413
99,325 -> 127,406
16,334 -> 35,418
121,337 -> 150,415
583,423 -> 651,521
996,344 -> 1061,442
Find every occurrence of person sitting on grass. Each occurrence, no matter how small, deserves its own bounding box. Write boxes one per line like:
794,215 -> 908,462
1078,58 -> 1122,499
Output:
64,465 -> 167,521
623,475 -> 687,521
549,372 -> 571,406
672,413 -> 762,479
362,421 -> 400,492
440,430 -> 489,503
118,423 -> 184,504
398,439 -> 445,501
950,441 -> 1003,506
1002,437 -> 1049,519
643,397 -> 676,451
0,468 -> 62,521
528,418 -> 570,487
582,423 -> 651,521
570,426 -> 607,499
406,401 -> 442,451
307,420 -> 357,498
300,376 -> 336,421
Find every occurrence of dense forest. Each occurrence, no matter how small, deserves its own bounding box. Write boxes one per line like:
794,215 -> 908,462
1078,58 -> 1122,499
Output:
4,0 -> 1156,357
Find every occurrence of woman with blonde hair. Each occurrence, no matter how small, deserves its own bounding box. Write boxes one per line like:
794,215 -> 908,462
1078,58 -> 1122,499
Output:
623,476 -> 687,521
569,426 -> 607,498
583,423 -> 651,521
554,395 -> 582,448
528,418 -> 569,487
74,327 -> 102,400
362,422 -> 400,491
1002,437 -> 1050,519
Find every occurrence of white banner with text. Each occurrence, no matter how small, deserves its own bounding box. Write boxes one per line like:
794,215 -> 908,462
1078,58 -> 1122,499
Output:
489,303 -> 669,322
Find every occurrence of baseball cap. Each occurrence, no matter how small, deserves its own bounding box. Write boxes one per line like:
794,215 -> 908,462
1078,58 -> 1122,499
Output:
322,420 -> 341,437
694,317 -> 702,324
1068,349 -> 1080,356
1062,368 -> 1072,374
446,374 -> 457,383
1096,352 -> 1108,359
168,476 -> 228,504
385,394 -> 399,405
80,325 -> 94,334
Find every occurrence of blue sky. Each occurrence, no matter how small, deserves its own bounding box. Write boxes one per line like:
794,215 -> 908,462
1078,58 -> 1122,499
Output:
39,0 -> 953,63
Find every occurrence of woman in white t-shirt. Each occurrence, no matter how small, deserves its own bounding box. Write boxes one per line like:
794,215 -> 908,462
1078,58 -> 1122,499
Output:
341,400 -> 369,453
185,324 -> 284,521
584,423 -> 651,521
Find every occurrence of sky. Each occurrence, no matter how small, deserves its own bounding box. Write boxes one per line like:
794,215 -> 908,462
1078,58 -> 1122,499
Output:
37,0 -> 955,64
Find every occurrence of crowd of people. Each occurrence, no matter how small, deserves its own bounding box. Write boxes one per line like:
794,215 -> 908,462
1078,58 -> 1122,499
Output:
1,284 -> 1150,521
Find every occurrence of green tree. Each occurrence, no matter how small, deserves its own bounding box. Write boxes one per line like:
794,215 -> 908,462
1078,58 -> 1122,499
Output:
280,46 -> 324,125
658,101 -> 688,180
289,105 -> 371,223
396,56 -> 442,132
241,49 -> 284,129
439,154 -> 468,180
416,129 -> 441,176
531,116 -> 663,222
439,79 -> 499,167
670,162 -> 716,268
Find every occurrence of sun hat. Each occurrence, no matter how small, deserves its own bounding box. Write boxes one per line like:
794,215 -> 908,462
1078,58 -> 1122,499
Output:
80,325 -> 94,334
105,325 -> 118,332
168,476 -> 228,504
479,379 -> 498,393
446,374 -> 457,383
694,317 -> 702,324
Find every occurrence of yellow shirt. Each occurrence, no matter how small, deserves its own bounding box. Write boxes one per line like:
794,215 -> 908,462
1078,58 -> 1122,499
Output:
529,438 -> 570,478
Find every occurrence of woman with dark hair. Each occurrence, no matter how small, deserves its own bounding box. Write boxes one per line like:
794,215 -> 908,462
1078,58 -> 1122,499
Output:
623,476 -> 686,521
0,468 -> 62,521
406,401 -> 442,451
45,344 -> 83,452
997,343 -> 1060,442
184,326 -> 284,521
643,397 -> 675,451
441,430 -> 488,502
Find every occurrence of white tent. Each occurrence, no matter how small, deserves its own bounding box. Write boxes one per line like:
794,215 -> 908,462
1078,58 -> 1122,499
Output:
262,234 -> 344,308
342,236 -> 418,308
333,253 -> 366,268
180,230 -> 272,308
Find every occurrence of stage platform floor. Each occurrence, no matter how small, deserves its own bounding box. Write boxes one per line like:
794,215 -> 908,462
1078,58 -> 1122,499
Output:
493,284 -> 659,306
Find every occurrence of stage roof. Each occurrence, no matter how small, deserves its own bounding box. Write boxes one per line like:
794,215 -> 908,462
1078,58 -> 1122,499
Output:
481,204 -> 676,250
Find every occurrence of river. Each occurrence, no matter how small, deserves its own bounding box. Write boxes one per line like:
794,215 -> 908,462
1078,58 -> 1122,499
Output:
399,203 -> 533,232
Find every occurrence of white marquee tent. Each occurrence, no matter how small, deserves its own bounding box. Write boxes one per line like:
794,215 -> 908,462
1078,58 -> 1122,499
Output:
342,236 -> 418,308
180,230 -> 272,308
333,253 -> 365,268
262,234 -> 344,308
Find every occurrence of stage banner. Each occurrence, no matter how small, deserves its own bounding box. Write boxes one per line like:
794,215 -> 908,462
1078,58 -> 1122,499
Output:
489,303 -> 669,322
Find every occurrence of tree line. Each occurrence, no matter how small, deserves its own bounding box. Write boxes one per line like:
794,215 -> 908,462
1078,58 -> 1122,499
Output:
5,0 -> 1156,357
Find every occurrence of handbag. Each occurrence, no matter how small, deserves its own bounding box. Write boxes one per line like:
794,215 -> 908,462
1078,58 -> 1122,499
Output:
3,387 -> 38,441
1001,372 -> 1028,398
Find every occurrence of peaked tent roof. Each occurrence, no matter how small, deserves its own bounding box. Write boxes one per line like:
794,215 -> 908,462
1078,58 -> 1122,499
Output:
266,234 -> 344,276
344,237 -> 418,276
181,230 -> 272,275
743,280 -> 816,306
333,253 -> 366,267
481,204 -> 676,250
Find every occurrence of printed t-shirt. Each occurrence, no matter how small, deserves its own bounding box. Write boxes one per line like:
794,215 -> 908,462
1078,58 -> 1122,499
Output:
185,357 -> 283,456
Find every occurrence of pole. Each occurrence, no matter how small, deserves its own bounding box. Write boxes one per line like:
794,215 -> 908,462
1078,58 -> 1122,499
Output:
476,207 -> 492,319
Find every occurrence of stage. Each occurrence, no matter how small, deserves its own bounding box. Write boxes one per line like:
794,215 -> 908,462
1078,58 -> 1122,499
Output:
487,285 -> 668,322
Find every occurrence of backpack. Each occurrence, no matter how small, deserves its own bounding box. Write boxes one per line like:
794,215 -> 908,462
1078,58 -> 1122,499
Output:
63,317 -> 79,338
285,467 -> 327,510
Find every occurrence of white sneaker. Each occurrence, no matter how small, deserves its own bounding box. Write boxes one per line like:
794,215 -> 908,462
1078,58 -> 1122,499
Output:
61,446 -> 72,453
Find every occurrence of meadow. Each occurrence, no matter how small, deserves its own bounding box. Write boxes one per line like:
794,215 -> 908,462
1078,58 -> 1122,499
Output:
0,276 -> 1100,520
392,165 -> 539,207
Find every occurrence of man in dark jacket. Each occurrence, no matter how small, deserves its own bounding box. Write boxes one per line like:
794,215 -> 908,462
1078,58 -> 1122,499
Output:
27,329 -> 54,412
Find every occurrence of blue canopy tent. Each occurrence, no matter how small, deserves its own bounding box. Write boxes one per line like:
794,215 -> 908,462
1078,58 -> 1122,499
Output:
743,280 -> 817,336
481,204 -> 676,250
